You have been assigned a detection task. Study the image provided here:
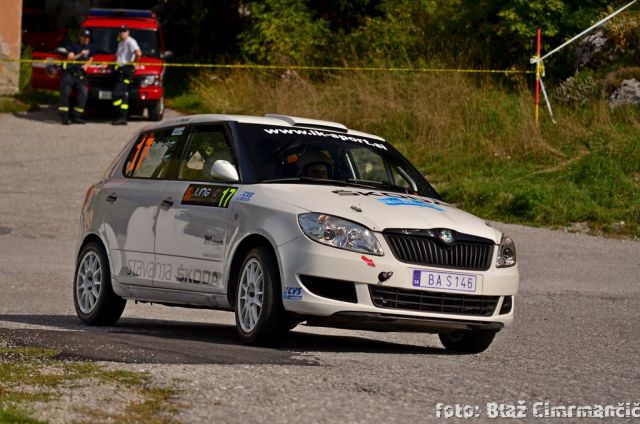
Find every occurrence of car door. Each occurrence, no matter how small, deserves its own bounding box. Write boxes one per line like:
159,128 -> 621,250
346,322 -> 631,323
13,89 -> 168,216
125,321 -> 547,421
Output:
101,126 -> 186,287
154,124 -> 239,293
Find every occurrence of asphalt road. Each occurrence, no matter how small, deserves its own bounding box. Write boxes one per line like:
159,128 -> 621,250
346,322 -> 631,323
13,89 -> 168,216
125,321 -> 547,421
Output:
0,108 -> 639,423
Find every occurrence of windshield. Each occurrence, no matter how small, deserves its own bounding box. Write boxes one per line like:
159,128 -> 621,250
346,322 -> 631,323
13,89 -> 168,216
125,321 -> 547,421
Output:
87,27 -> 159,57
237,124 -> 440,199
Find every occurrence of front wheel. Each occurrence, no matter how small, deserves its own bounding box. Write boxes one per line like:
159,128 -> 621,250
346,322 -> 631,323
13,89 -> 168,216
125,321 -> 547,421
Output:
439,330 -> 497,353
148,97 -> 164,121
234,246 -> 290,345
73,242 -> 126,325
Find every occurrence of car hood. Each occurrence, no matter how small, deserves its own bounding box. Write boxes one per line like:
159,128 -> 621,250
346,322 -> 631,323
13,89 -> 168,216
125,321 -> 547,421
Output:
257,184 -> 502,243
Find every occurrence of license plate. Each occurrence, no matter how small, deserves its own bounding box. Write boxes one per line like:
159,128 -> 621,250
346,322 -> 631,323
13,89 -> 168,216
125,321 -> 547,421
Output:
98,90 -> 112,100
412,269 -> 479,293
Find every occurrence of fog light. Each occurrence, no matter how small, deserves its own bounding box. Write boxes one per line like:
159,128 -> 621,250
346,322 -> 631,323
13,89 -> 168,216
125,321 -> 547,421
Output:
499,296 -> 513,314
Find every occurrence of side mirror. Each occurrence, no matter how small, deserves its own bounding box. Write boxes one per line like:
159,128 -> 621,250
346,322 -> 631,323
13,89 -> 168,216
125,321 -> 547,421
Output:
210,160 -> 239,182
55,47 -> 69,55
161,50 -> 174,60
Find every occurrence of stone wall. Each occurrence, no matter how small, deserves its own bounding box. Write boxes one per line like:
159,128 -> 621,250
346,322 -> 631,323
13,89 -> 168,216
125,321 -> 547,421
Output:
0,0 -> 23,95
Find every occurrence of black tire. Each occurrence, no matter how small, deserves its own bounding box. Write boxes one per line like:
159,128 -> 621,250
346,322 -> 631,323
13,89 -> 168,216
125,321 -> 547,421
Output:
439,330 -> 497,353
148,98 -> 164,121
73,241 -> 126,326
234,246 -> 290,345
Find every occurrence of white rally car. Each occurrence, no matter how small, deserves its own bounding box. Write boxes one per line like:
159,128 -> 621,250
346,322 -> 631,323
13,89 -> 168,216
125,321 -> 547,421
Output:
74,114 -> 519,353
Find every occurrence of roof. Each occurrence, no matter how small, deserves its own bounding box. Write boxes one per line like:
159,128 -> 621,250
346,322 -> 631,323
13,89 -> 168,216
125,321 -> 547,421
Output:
83,9 -> 159,30
83,17 -> 159,30
145,114 -> 386,142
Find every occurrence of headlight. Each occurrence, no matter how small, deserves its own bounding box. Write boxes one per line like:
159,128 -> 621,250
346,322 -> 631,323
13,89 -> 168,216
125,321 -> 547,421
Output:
140,75 -> 160,87
496,235 -> 516,268
298,213 -> 383,256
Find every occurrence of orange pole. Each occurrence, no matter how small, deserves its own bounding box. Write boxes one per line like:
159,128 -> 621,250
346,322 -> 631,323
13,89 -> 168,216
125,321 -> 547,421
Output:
535,29 -> 541,128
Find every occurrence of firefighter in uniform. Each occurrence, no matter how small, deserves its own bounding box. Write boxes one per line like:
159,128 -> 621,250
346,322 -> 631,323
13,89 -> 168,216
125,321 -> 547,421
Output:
112,25 -> 141,125
58,29 -> 94,125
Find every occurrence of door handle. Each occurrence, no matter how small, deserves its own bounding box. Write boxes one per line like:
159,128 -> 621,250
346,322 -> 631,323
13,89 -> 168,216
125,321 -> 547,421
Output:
161,197 -> 174,207
106,193 -> 117,203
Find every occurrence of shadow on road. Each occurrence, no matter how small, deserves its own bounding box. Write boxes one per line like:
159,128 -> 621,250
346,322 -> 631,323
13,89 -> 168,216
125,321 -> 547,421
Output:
11,107 -> 60,124
0,314 -> 448,364
11,107 -> 149,125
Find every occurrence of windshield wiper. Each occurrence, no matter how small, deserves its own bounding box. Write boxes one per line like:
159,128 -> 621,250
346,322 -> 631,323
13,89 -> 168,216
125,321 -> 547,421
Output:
346,179 -> 414,194
262,177 -> 346,185
261,177 -> 378,189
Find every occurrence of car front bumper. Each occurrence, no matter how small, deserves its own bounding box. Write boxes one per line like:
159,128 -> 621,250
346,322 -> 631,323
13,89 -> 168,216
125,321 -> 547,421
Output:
277,235 -> 519,331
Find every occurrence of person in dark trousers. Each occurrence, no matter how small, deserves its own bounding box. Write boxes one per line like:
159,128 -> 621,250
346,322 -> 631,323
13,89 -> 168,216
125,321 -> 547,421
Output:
112,25 -> 141,125
58,29 -> 94,125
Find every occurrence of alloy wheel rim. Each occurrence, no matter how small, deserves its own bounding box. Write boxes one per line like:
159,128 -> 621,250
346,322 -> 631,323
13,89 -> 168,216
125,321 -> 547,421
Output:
76,251 -> 102,314
237,258 -> 264,333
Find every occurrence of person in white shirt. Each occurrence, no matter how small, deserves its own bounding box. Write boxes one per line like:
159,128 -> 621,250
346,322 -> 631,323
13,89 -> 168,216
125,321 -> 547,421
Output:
112,25 -> 142,125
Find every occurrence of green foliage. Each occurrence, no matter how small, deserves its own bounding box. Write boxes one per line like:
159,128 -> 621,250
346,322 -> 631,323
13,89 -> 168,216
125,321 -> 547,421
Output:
19,46 -> 32,92
239,0 -> 332,65
554,71 -> 598,105
9,0 -> 598,74
339,0 -> 430,65
0,97 -> 29,114
0,408 -> 46,424
497,0 -> 565,44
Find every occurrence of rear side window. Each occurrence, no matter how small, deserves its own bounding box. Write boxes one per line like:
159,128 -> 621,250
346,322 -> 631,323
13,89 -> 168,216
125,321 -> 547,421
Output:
124,127 -> 186,179
178,125 -> 235,181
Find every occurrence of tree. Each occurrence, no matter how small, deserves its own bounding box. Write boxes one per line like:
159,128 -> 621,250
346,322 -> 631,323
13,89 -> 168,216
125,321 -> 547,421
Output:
239,0 -> 332,65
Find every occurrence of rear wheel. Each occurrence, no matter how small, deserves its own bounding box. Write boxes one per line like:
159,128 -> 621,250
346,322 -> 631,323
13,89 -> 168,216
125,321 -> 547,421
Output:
148,97 -> 164,121
234,246 -> 289,345
73,242 -> 126,325
439,330 -> 497,353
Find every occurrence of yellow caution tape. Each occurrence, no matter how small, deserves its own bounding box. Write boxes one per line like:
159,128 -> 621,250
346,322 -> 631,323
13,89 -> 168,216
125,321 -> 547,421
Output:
0,57 -> 534,75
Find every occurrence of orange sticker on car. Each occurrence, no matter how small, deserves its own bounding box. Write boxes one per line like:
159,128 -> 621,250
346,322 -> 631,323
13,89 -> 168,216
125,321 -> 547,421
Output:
134,133 -> 155,172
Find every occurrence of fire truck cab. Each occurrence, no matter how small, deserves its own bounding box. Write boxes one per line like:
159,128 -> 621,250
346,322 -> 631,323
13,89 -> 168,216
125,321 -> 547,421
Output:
31,9 -> 172,121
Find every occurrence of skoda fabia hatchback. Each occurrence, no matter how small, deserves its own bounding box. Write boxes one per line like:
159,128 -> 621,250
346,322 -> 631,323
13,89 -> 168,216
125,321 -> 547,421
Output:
74,114 -> 519,353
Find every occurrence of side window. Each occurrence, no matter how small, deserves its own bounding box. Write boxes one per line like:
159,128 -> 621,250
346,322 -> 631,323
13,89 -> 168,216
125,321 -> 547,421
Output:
350,147 -> 388,182
178,126 -> 235,181
123,127 -> 186,179
391,166 -> 414,189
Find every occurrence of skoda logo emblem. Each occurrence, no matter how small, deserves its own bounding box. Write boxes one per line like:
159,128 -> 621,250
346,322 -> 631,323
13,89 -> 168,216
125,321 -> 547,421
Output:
438,229 -> 455,244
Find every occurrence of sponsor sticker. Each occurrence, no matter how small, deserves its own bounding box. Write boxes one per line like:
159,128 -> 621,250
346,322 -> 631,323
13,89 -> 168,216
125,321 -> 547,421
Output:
182,184 -> 237,208
283,287 -> 303,301
361,255 -> 376,267
171,126 -> 185,136
237,191 -> 255,202
262,127 -> 388,151
332,190 -> 445,212
377,197 -> 444,211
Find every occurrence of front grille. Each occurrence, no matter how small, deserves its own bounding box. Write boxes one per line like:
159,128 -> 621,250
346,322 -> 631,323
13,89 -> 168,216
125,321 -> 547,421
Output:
369,286 -> 499,317
383,231 -> 494,271
87,75 -> 141,96
87,74 -> 117,91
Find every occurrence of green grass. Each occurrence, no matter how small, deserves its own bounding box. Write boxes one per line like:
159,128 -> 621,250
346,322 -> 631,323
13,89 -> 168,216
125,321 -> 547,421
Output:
0,408 -> 46,424
0,91 -> 59,114
169,70 -> 640,238
0,97 -> 30,114
0,341 -> 182,424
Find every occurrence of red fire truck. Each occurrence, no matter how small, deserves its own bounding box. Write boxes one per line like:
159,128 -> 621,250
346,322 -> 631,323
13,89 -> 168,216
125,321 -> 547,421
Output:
31,9 -> 172,121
